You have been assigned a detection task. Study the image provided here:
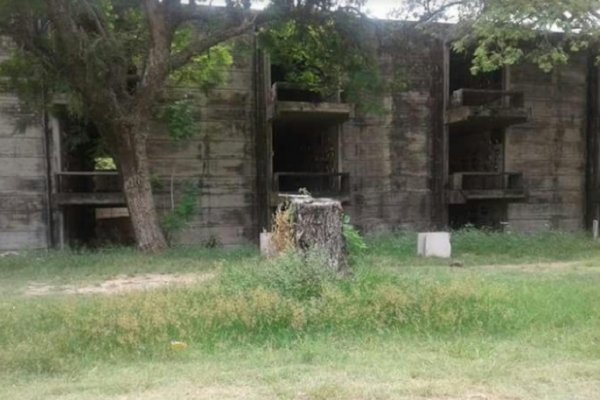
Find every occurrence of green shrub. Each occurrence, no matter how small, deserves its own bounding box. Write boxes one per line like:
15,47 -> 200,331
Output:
342,215 -> 368,256
162,182 -> 199,240
221,251 -> 337,300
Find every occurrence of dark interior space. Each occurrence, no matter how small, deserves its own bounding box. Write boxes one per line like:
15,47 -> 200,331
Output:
449,201 -> 507,230
63,206 -> 96,246
449,129 -> 504,174
56,110 -> 134,248
273,120 -> 337,173
272,119 -> 341,195
448,50 -> 507,229
62,206 -> 135,248
449,51 -> 503,94
271,64 -> 325,102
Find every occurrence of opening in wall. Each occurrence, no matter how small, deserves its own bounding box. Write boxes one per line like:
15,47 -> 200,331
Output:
53,108 -> 134,248
446,48 -> 527,230
272,119 -> 347,197
268,61 -> 351,204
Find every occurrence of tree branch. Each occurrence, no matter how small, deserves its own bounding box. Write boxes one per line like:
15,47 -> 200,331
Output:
419,0 -> 464,23
170,14 -> 258,71
136,0 -> 173,112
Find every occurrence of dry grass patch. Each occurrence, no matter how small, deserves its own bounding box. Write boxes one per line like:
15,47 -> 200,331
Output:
24,272 -> 215,297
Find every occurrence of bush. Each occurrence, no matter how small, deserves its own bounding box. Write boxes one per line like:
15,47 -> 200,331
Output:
221,251 -> 337,300
342,215 -> 368,256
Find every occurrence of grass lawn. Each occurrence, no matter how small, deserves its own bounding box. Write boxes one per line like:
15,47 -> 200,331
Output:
1,230 -> 600,399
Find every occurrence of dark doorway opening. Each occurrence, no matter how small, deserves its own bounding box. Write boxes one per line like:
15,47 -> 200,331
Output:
54,109 -> 134,248
449,201 -> 508,230
272,119 -> 341,195
447,50 -> 508,230
449,51 -> 503,95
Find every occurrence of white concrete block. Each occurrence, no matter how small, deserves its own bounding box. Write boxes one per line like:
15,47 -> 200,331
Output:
260,232 -> 276,258
417,232 -> 451,258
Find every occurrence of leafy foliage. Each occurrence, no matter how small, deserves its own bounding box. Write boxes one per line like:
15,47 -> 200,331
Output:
259,17 -> 383,109
342,215 -> 368,256
400,0 -> 600,73
159,99 -> 198,142
162,181 -> 200,240
169,30 -> 234,91
94,157 -> 117,171
223,251 -> 337,300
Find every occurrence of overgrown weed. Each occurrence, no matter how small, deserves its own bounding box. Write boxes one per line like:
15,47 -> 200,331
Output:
2,230 -> 600,374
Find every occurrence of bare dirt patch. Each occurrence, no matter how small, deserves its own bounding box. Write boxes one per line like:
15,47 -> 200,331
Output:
25,272 -> 215,297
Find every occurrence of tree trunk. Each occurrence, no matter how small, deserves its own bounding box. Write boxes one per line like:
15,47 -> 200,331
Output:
288,196 -> 350,275
115,125 -> 168,253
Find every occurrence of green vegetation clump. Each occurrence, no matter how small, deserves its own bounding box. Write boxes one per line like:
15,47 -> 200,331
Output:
221,251 -> 338,300
342,215 -> 368,257
161,182 -> 200,241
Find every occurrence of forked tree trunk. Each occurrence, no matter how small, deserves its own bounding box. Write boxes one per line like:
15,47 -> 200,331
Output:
115,125 -> 168,253
288,196 -> 349,275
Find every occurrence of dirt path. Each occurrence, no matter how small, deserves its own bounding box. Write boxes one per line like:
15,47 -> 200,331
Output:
25,272 -> 215,297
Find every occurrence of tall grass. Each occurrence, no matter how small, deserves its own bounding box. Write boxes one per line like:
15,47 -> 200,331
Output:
2,231 -> 600,374
367,229 -> 600,265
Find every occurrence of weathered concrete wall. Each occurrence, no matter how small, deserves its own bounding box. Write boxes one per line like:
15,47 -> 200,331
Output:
505,57 -> 588,232
0,40 -> 49,250
1,26 -> 594,250
147,37 -> 257,247
343,29 -> 442,233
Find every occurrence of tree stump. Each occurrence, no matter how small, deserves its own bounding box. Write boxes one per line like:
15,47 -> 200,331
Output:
286,196 -> 349,275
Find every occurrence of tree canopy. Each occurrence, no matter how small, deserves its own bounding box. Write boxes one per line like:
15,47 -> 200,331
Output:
400,0 -> 600,72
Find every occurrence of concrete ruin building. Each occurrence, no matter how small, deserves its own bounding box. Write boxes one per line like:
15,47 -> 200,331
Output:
1,22 -> 599,250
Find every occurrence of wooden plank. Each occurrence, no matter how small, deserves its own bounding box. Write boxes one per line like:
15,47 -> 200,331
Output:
0,158 -> 45,177
150,179 -> 255,196
445,106 -> 530,127
506,218 -> 583,233
526,190 -> 583,204
168,88 -> 253,107
149,120 -> 254,141
0,177 -> 46,193
147,139 -> 253,160
153,192 -> 255,209
0,194 -> 45,211
0,137 -> 44,157
54,193 -> 126,206
507,203 -> 582,219
508,160 -> 584,176
0,230 -> 48,250
273,101 -> 352,123
150,159 -> 255,177
185,206 -> 255,228
506,140 -> 583,158
175,225 -> 257,246
524,101 -> 586,119
0,121 -> 44,138
521,175 -> 584,191
507,119 -> 586,134
0,211 -> 46,231
352,191 -> 430,208
56,171 -> 118,176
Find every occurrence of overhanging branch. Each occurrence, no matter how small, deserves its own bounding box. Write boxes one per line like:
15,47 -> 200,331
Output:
170,15 -> 257,71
